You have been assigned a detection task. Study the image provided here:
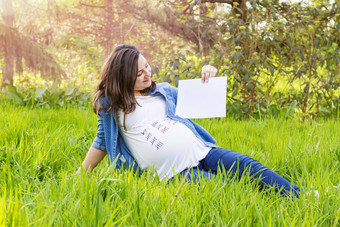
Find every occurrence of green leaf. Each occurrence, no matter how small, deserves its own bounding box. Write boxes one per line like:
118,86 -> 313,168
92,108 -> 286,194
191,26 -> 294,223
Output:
275,44 -> 281,52
163,75 -> 171,83
174,76 -> 179,87
239,65 -> 247,75
268,103 -> 279,117
244,74 -> 249,82
286,100 -> 297,117
320,107 -> 330,113
232,89 -> 238,97
234,76 -> 241,83
231,51 -> 243,60
290,46 -> 297,55
65,88 -> 74,96
172,59 -> 180,69
299,46 -> 304,60
263,61 -> 268,69
258,88 -> 265,95
5,84 -> 24,105
313,38 -> 320,47
248,59 -> 255,68
178,54 -> 186,61
246,81 -> 253,91
35,87 -> 47,100
270,65 -> 274,76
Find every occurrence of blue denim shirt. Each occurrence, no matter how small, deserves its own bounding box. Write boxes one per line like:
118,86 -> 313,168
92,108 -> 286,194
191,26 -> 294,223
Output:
91,82 -> 216,171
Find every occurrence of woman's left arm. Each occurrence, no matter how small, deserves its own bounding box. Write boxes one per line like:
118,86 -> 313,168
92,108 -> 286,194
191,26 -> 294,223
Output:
201,65 -> 218,82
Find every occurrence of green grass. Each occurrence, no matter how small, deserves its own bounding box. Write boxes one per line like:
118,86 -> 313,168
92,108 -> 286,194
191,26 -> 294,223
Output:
1,101 -> 340,226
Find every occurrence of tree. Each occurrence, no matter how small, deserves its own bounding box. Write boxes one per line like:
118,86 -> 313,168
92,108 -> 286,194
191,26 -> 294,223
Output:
1,0 -> 15,86
121,0 -> 339,116
0,0 -> 65,87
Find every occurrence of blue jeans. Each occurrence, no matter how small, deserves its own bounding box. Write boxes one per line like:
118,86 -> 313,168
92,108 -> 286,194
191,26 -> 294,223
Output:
179,147 -> 301,198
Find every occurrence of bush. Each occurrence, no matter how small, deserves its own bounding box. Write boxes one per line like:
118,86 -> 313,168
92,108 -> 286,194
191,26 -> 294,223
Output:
2,81 -> 92,109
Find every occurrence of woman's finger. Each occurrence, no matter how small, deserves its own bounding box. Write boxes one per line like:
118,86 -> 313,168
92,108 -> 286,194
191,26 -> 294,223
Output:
201,65 -> 218,82
211,68 -> 217,77
202,69 -> 207,82
205,73 -> 209,82
212,69 -> 217,77
209,71 -> 214,77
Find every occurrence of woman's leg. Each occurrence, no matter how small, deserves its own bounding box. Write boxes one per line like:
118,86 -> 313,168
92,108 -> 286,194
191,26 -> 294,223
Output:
178,167 -> 222,181
200,147 -> 301,198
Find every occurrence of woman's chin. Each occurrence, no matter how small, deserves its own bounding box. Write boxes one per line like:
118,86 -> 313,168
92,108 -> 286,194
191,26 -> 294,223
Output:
145,80 -> 152,87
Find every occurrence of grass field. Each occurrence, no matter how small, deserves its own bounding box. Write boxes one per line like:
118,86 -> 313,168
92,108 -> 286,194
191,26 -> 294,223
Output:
1,101 -> 340,226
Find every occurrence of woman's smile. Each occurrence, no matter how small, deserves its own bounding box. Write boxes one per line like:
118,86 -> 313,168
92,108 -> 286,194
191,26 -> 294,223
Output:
134,54 -> 152,94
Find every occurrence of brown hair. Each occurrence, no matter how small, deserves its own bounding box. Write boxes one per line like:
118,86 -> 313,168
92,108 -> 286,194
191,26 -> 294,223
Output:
93,44 -> 156,119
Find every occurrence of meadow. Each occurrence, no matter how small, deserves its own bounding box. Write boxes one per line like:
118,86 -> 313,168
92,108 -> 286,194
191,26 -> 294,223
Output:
1,101 -> 340,226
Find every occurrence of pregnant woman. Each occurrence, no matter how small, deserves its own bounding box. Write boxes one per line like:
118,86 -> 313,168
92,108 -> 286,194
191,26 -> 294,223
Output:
78,44 -> 301,198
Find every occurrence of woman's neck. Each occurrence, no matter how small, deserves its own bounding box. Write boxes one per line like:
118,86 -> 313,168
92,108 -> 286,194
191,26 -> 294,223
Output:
134,91 -> 144,96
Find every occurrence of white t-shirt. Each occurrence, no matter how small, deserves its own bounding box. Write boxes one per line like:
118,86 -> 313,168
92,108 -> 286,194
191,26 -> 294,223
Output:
117,95 -> 211,180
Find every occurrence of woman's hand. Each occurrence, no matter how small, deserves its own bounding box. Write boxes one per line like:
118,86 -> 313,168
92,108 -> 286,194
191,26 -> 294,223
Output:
201,65 -> 218,83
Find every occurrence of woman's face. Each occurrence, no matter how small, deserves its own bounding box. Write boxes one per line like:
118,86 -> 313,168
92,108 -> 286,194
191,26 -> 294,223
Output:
134,54 -> 152,95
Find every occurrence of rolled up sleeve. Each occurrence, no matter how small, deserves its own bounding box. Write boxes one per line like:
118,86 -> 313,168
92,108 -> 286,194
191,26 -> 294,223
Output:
91,114 -> 106,151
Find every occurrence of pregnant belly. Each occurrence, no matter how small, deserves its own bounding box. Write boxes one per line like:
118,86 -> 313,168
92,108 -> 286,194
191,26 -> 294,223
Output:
123,121 -> 210,173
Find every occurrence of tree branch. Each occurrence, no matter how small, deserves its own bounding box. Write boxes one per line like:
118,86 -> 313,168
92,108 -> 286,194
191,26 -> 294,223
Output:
201,0 -> 233,4
78,2 -> 105,9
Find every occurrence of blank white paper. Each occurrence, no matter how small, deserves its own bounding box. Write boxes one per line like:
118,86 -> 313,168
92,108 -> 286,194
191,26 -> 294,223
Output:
175,77 -> 227,118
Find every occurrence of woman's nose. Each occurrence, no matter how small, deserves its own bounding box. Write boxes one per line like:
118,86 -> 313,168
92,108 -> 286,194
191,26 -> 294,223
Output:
145,70 -> 151,77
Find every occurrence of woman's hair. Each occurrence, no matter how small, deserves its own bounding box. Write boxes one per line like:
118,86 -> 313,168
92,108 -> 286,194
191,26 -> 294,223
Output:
93,44 -> 156,117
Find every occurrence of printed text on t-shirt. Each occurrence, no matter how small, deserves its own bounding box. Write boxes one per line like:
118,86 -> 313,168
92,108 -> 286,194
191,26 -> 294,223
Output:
140,118 -> 178,151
